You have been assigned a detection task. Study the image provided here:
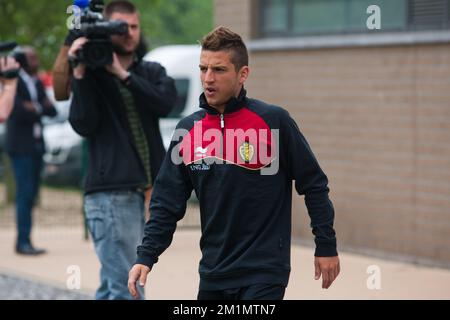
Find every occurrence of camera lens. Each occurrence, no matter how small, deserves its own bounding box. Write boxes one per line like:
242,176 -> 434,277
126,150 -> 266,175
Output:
83,40 -> 113,68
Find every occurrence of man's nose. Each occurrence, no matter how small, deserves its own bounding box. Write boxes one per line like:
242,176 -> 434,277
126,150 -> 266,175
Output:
125,26 -> 134,37
204,69 -> 214,82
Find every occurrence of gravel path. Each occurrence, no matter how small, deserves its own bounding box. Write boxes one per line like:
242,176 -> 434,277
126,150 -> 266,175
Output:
0,183 -> 200,228
0,273 -> 92,300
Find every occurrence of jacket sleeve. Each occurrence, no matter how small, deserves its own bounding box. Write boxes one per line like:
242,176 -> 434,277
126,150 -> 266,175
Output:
68,75 -> 100,137
37,81 -> 57,118
136,130 -> 193,268
281,110 -> 338,257
8,80 -> 37,124
127,63 -> 177,118
11,95 -> 40,125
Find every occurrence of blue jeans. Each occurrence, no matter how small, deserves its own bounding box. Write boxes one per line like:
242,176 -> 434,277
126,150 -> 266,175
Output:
84,190 -> 146,300
9,154 -> 43,248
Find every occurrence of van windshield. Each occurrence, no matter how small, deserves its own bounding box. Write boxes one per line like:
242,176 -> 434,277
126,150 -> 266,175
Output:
169,78 -> 190,118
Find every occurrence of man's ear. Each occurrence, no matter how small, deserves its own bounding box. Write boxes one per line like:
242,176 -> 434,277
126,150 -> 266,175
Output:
239,66 -> 249,85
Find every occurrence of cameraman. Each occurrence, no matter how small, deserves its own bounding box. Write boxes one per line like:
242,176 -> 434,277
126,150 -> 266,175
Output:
0,56 -> 19,122
68,0 -> 176,300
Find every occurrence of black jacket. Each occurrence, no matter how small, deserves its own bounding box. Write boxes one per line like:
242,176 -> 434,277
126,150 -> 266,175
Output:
136,90 -> 338,290
6,75 -> 57,155
69,60 -> 176,194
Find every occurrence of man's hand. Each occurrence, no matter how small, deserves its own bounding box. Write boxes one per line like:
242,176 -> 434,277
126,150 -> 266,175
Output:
42,97 -> 53,109
105,53 -> 129,81
314,256 -> 340,289
23,101 -> 37,113
128,264 -> 151,299
0,56 -> 20,85
68,37 -> 88,79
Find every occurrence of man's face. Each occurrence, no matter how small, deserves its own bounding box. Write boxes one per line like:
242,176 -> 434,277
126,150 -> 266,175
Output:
200,50 -> 249,110
25,49 -> 39,75
109,12 -> 140,55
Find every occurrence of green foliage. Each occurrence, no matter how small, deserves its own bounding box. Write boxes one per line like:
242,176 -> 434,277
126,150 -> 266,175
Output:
137,0 -> 213,47
0,0 -> 69,70
0,0 -> 212,70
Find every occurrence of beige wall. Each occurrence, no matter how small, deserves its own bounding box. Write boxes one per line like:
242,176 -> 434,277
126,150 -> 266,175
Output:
214,0 -> 253,40
215,0 -> 450,268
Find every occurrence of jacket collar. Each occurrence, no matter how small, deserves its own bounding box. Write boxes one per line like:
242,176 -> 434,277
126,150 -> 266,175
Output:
199,88 -> 247,115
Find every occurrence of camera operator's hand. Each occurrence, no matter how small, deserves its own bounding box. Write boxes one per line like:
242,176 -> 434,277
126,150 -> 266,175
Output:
68,37 -> 88,79
0,56 -> 19,122
105,53 -> 130,81
0,56 -> 20,85
64,29 -> 83,47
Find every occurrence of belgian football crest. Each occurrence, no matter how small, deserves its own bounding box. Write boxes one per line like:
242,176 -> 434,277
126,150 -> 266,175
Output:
239,142 -> 254,163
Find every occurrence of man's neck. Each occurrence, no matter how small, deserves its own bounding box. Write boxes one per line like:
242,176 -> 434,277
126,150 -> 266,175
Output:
211,105 -> 226,114
210,87 -> 243,114
118,54 -> 134,70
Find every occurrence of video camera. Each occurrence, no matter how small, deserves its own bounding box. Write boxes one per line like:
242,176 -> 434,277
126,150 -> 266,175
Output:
0,41 -> 22,79
73,0 -> 128,68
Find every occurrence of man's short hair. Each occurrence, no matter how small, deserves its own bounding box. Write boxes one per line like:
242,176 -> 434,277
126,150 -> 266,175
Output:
104,0 -> 137,19
200,26 -> 249,71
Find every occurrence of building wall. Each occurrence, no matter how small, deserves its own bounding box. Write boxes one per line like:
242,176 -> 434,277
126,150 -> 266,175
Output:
214,0 -> 253,40
215,0 -> 450,267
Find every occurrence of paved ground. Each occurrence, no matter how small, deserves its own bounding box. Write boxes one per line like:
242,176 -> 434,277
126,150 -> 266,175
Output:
1,184 -> 450,299
1,226 -> 450,300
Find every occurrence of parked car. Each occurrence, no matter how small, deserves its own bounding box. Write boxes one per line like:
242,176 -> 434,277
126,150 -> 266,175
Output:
39,85 -> 84,187
0,86 -> 76,182
43,120 -> 84,187
0,123 -> 6,178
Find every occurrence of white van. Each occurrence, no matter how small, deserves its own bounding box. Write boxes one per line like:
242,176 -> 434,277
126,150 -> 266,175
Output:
144,45 -> 202,149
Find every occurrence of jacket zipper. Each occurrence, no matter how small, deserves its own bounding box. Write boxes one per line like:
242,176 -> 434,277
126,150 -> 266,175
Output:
220,113 -> 225,158
220,113 -> 225,134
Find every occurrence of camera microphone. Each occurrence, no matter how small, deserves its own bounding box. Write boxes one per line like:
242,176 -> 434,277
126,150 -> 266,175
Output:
89,0 -> 105,13
0,42 -> 20,79
0,41 -> 17,53
73,0 -> 90,10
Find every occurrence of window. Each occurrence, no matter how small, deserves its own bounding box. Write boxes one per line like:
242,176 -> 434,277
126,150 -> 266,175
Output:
261,0 -> 289,34
260,0 -> 449,37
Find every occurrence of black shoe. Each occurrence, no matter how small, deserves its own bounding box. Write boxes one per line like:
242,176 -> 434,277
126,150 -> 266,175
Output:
15,244 -> 47,256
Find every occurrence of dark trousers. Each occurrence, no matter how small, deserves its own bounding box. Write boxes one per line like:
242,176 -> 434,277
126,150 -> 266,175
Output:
198,283 -> 286,300
9,154 -> 43,248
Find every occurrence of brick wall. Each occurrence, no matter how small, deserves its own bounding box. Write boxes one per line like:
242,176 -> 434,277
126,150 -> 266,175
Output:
214,0 -> 253,40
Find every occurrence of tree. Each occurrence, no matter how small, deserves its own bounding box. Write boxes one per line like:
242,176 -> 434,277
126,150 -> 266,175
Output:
0,0 -> 212,70
0,0 -> 69,70
138,0 -> 213,46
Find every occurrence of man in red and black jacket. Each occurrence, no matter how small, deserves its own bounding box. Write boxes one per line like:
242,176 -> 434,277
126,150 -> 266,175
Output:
129,26 -> 340,300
